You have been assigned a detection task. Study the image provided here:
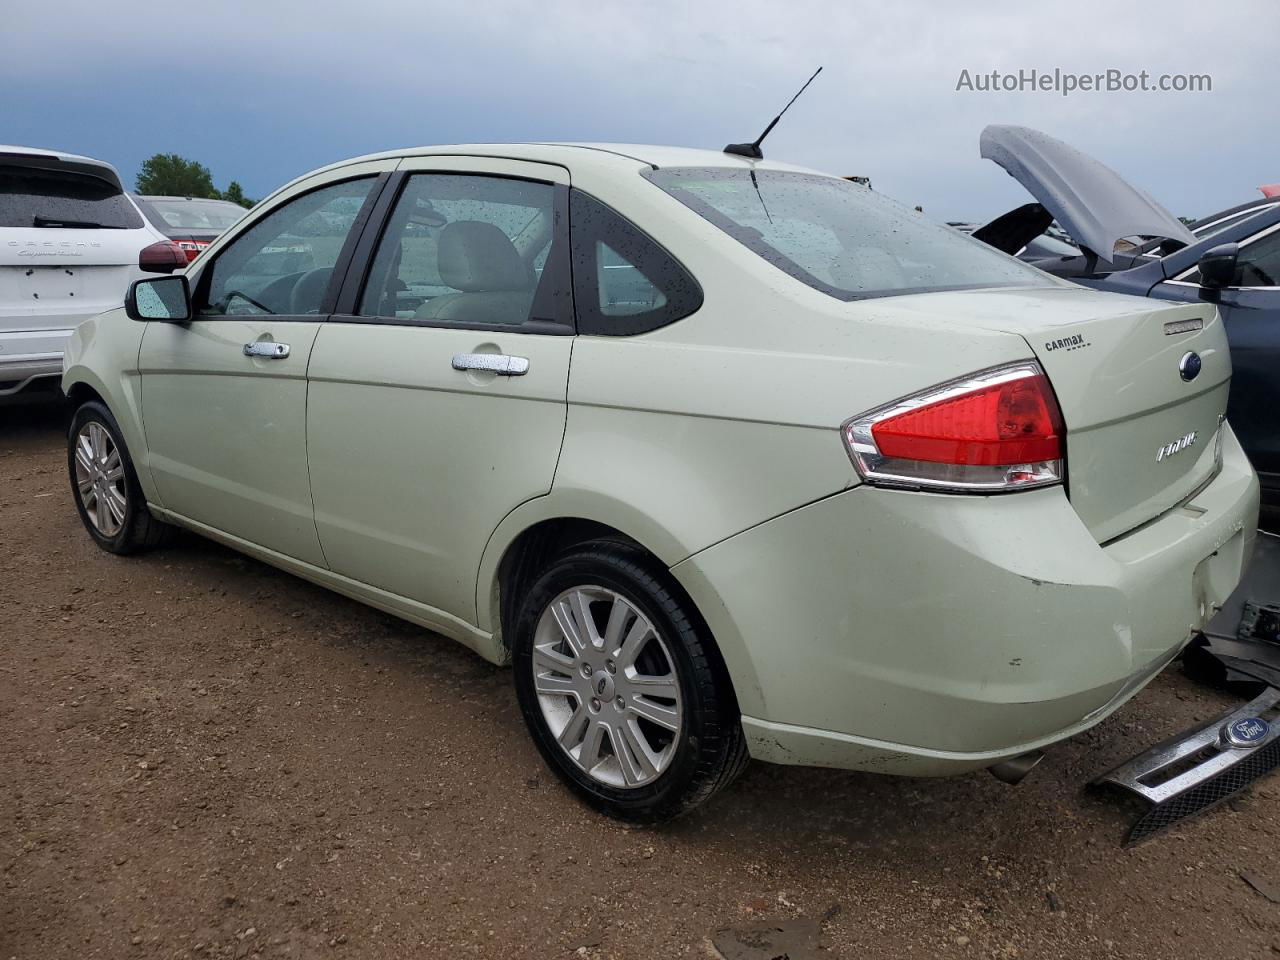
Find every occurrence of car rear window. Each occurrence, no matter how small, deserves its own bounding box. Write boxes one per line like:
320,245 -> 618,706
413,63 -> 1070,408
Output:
643,167 -> 1049,301
138,198 -> 245,231
0,165 -> 143,230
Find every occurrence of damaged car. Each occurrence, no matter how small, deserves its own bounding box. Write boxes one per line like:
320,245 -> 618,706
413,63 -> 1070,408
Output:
63,142 -> 1259,821
975,125 -> 1280,517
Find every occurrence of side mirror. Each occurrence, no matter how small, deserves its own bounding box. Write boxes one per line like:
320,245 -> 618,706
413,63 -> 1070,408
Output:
138,240 -> 187,274
126,275 -> 192,323
1197,242 -> 1239,289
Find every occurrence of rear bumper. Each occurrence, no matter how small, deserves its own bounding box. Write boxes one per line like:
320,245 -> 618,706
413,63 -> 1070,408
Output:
0,328 -> 69,394
671,425 -> 1260,776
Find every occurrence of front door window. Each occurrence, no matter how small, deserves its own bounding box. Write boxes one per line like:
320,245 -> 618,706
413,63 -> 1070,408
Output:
198,177 -> 376,317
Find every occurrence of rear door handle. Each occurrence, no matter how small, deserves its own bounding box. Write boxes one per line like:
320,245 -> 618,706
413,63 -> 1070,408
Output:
244,341 -> 290,359
451,353 -> 529,376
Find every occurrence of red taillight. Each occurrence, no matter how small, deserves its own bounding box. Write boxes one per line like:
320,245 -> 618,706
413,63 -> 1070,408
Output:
843,363 -> 1066,493
138,240 -> 187,274
176,240 -> 210,262
871,372 -> 1063,465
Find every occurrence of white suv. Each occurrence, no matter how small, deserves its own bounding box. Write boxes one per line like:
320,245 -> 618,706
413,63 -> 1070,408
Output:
1,146 -> 174,397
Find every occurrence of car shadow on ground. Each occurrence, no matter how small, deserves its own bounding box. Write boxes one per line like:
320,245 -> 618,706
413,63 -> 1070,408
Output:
3,389 -> 1257,860
0,391 -> 68,438
144,524 -> 1204,858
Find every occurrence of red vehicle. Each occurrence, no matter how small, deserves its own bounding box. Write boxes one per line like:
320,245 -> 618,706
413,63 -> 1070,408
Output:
129,195 -> 247,263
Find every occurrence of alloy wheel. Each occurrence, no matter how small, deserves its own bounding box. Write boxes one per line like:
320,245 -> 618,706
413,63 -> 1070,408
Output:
531,585 -> 684,789
74,421 -> 127,537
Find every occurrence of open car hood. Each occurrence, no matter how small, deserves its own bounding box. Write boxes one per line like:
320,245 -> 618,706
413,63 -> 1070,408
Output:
979,125 -> 1194,262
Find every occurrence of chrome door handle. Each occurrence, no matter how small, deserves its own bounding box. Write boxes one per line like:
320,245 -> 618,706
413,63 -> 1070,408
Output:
451,353 -> 529,376
243,341 -> 290,359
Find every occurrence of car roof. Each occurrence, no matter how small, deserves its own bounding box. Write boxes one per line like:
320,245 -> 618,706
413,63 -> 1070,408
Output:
0,144 -> 124,191
295,142 -> 827,184
1190,195 -> 1280,231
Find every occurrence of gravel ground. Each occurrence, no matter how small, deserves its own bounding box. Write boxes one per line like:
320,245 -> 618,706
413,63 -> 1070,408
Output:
3,401 -> 1280,960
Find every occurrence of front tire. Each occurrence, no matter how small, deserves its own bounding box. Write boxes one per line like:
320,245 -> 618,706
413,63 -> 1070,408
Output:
67,400 -> 172,554
512,540 -> 747,822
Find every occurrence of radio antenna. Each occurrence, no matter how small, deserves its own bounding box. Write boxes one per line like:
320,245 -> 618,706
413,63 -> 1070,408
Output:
724,66 -> 823,160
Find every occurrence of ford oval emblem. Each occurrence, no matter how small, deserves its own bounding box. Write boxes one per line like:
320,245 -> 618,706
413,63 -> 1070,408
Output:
1222,716 -> 1271,748
1179,351 -> 1202,382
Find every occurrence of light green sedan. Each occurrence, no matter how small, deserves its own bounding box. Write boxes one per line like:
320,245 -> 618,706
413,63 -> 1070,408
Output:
62,144 -> 1260,822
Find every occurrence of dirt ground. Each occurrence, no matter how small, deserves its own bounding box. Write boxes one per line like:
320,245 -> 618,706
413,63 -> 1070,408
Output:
3,401 -> 1280,960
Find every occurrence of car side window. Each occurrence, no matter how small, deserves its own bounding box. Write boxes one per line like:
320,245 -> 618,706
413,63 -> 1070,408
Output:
358,174 -> 564,327
1181,230 -> 1280,288
1234,231 -> 1280,287
570,190 -> 702,335
197,177 -> 375,317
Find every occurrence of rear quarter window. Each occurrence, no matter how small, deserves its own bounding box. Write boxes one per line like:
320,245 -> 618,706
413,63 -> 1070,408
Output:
0,165 -> 143,230
569,189 -> 702,335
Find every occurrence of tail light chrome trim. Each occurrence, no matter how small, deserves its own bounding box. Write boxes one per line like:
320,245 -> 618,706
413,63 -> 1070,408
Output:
842,361 -> 1066,494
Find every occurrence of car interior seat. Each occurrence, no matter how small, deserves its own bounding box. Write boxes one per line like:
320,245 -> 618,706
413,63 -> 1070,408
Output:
415,221 -> 534,325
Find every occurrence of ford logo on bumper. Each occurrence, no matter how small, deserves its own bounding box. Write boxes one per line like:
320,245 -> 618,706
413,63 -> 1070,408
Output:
1222,716 -> 1271,748
1179,351 -> 1203,382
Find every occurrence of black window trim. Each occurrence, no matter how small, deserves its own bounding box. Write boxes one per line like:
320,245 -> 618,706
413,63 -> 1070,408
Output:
330,170 -> 575,336
568,187 -> 704,337
190,171 -> 390,321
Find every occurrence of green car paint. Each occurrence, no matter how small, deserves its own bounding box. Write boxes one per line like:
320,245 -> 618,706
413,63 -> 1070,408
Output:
63,144 -> 1259,781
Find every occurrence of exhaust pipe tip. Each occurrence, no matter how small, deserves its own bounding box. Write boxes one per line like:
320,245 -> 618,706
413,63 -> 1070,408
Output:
988,750 -> 1044,785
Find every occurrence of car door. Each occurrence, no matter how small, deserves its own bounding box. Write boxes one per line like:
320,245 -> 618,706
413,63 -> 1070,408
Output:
138,165 -> 393,564
305,158 -> 574,624
1151,216 -> 1280,500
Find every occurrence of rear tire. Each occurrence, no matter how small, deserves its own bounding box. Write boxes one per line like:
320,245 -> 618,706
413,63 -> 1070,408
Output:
67,400 -> 173,555
512,539 -> 747,822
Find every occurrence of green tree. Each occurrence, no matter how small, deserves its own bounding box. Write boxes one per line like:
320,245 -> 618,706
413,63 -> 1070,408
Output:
135,153 -> 220,198
220,181 -> 255,209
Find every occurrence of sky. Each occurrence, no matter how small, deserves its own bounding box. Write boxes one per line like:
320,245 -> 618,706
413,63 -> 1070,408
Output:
3,0 -> 1275,223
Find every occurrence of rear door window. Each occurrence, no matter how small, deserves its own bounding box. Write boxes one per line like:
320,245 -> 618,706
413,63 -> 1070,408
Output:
0,165 -> 143,229
358,173 -> 564,327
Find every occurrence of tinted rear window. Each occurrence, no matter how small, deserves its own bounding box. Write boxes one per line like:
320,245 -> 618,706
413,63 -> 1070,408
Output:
644,167 -> 1048,301
137,198 -> 245,232
0,165 -> 143,230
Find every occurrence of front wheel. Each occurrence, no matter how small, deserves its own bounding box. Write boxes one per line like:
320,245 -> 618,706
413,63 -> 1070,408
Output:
67,400 -> 173,554
512,540 -> 747,822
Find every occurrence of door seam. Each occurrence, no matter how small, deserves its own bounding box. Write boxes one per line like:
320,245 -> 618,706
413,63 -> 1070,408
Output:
303,326 -> 331,569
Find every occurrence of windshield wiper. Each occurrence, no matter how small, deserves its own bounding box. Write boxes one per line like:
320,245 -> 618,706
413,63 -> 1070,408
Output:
32,215 -> 120,229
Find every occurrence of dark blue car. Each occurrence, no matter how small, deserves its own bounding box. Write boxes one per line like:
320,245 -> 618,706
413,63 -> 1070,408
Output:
976,126 -> 1280,521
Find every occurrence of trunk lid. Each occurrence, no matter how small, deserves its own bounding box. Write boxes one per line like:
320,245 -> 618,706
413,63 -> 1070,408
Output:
1023,294 -> 1227,542
871,286 -> 1230,542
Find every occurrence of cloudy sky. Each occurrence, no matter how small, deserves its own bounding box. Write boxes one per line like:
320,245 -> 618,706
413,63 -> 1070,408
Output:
4,0 -> 1275,222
